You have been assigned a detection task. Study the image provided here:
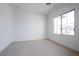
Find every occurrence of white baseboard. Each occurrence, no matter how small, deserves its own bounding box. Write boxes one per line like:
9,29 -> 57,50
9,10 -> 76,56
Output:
13,39 -> 46,42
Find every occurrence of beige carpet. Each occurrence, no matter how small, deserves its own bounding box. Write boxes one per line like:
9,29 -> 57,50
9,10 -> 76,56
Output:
0,39 -> 79,56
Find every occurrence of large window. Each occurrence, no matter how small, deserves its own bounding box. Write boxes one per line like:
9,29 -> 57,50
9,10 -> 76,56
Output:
54,10 -> 75,36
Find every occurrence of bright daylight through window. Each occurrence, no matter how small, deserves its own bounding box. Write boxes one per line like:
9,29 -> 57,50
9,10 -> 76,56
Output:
54,10 -> 75,36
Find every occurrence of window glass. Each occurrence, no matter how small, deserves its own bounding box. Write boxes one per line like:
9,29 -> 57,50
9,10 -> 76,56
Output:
54,16 -> 61,34
62,10 -> 74,35
54,10 -> 75,36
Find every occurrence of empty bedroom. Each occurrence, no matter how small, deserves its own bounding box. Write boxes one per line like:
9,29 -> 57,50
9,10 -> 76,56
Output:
0,3 -> 79,56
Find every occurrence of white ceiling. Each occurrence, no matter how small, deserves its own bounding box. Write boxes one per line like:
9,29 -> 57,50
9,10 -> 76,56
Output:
11,3 -> 56,15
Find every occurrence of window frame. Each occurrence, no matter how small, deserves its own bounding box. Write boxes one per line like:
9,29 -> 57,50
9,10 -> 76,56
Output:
53,9 -> 75,36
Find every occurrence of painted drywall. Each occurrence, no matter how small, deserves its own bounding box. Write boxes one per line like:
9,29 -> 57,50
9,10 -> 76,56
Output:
48,3 -> 79,52
0,4 -> 13,52
13,8 -> 46,41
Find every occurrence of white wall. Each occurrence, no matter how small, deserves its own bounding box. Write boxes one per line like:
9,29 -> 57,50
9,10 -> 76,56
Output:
48,4 -> 79,52
0,4 -> 13,52
13,8 -> 46,41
